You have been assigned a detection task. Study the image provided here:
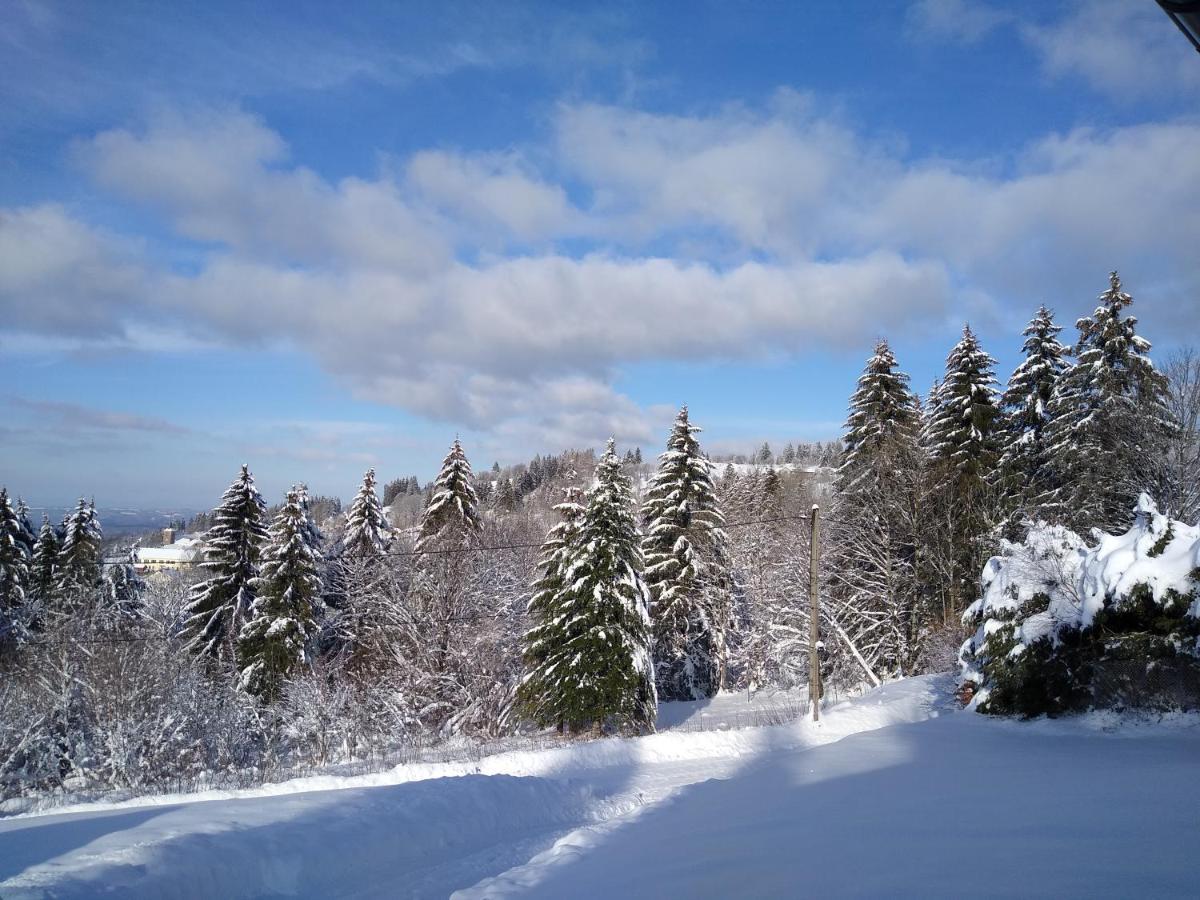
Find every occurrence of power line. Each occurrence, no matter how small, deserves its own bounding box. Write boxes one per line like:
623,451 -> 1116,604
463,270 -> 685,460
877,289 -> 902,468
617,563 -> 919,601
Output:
15,512 -> 815,648
384,511 -> 812,558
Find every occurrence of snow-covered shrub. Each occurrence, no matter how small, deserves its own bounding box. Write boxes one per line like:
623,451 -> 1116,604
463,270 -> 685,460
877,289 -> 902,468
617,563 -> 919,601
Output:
961,495 -> 1200,716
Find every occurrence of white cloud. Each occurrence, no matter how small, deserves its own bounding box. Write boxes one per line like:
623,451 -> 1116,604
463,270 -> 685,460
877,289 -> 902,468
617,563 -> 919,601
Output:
1020,0 -> 1200,101
9,100 -> 1200,454
0,204 -> 148,336
76,110 -> 447,273
555,94 -> 869,256
405,150 -> 579,243
904,0 -> 1200,102
904,0 -> 1010,44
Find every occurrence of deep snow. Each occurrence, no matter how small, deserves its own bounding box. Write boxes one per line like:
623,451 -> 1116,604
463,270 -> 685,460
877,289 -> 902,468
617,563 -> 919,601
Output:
2,676 -> 1198,899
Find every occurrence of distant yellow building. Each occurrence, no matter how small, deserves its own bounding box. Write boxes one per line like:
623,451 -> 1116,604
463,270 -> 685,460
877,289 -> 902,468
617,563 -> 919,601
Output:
136,529 -> 205,573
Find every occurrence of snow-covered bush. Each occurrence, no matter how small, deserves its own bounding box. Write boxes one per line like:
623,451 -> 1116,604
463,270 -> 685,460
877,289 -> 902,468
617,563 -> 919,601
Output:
961,495 -> 1200,716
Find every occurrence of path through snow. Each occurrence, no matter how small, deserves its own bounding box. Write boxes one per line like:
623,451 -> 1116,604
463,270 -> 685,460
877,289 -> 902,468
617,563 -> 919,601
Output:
4,676 -> 1197,898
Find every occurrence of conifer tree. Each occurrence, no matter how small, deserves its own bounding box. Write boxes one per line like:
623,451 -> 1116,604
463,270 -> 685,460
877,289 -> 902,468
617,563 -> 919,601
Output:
997,306 -> 1070,533
101,545 -> 144,623
642,407 -> 731,700
414,439 -> 482,677
0,488 -> 31,645
56,498 -> 102,607
341,468 -> 392,559
238,488 -> 321,702
521,440 -> 655,731
922,325 -> 1001,619
184,465 -> 269,663
28,515 -> 60,623
1046,273 -> 1173,532
837,340 -> 922,497
518,482 -> 586,728
417,439 -> 481,551
830,340 -> 925,677
14,498 -> 37,559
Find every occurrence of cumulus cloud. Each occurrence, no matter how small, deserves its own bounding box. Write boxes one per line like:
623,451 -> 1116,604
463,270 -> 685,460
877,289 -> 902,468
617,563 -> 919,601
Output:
76,110 -> 447,273
554,94 -> 870,256
405,150 -> 580,243
0,205 -> 148,337
7,100 -> 1200,453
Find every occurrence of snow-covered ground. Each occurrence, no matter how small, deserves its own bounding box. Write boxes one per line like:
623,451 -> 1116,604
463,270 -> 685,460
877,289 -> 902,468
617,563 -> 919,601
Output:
3,676 -> 1198,898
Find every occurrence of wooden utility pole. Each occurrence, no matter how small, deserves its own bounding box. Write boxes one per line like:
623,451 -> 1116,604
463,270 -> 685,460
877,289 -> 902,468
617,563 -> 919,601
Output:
809,504 -> 822,722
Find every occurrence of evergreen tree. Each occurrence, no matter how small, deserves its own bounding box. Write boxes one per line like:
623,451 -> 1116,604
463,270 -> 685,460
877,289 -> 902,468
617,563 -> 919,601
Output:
184,465 -> 270,663
238,488 -> 321,702
495,477 -> 517,511
0,488 -> 31,645
518,482 -> 586,728
837,340 -> 922,497
923,325 -> 1001,619
759,466 -> 782,509
1046,273 -> 1174,532
14,498 -> 37,559
642,407 -> 731,700
997,306 -> 1070,534
521,440 -> 655,732
830,340 -> 925,677
28,515 -> 60,622
56,498 -> 102,607
100,545 -> 144,623
417,439 -> 481,551
342,468 -> 392,559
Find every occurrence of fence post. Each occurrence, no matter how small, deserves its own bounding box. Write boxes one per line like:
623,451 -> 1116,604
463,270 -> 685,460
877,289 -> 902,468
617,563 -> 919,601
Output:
809,504 -> 822,722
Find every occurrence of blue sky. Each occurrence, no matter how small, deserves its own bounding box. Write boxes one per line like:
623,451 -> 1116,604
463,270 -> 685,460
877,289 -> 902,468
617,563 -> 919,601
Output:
2,0 -> 1199,509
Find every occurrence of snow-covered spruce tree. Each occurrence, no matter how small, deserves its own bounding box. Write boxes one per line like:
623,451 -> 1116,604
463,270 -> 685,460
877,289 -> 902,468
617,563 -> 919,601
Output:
1046,272 -> 1174,533
237,488 -> 321,703
27,515 -> 60,626
829,340 -> 925,680
409,438 -> 483,697
0,488 -> 31,646
326,468 -> 391,646
997,306 -> 1070,535
341,468 -> 392,559
417,439 -> 482,552
922,326 -> 1001,621
56,498 -> 102,609
837,340 -> 922,498
184,465 -> 269,664
642,406 -> 731,700
523,440 -> 655,732
14,498 -> 37,560
100,545 -> 145,624
517,482 -> 587,728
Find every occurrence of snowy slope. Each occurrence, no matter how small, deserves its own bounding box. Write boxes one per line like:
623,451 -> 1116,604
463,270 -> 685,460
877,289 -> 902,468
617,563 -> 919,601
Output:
469,711 -> 1200,899
3,676 -> 1198,898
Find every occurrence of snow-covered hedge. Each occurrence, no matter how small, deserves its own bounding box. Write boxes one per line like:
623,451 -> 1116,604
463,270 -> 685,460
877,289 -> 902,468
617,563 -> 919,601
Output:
960,495 -> 1200,716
